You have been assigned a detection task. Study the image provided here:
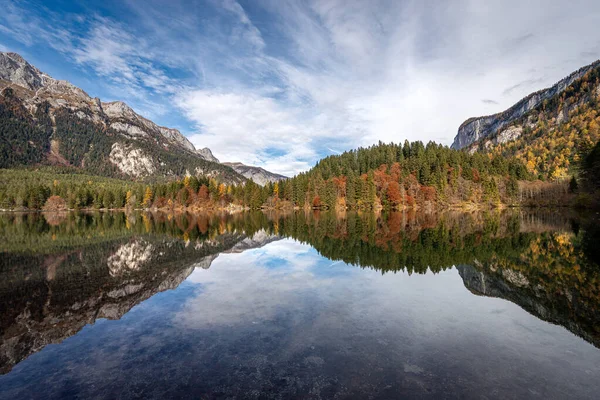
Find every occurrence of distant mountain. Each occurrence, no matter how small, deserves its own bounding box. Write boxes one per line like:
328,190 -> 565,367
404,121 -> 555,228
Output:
0,52 -> 244,183
223,162 -> 287,186
452,59 -> 600,179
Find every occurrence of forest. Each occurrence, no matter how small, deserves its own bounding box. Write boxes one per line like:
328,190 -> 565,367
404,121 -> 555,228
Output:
254,140 -> 531,210
2,138 -> 599,211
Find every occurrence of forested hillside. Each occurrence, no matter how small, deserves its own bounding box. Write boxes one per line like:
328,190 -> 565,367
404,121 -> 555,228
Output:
0,88 -> 243,183
0,52 -> 246,184
466,62 -> 600,180
7,138 -> 600,212
232,140 -> 532,210
0,166 -> 253,211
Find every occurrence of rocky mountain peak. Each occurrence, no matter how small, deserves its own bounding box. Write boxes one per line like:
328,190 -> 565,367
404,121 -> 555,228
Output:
101,100 -> 137,119
0,51 -> 49,91
101,100 -> 196,152
0,52 -> 291,183
3,52 -> 27,64
196,147 -> 220,163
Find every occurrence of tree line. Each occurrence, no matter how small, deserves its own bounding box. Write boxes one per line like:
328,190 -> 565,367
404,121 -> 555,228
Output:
4,139 -> 599,212
229,140 -> 532,210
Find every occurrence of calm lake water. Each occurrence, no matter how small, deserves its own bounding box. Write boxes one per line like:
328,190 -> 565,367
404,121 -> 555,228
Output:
1,210 -> 599,399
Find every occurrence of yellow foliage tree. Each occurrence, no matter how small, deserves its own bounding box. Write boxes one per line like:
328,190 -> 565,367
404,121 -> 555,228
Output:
218,183 -> 227,197
551,166 -> 568,181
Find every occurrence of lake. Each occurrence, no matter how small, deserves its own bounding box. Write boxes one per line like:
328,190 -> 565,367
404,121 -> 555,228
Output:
0,210 -> 599,399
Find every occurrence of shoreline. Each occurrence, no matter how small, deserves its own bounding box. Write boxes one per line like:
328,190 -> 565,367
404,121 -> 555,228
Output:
0,203 -> 578,214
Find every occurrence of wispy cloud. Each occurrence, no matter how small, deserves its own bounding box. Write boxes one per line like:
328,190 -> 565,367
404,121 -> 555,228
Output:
502,78 -> 546,96
0,1 -> 73,52
71,17 -> 183,95
482,99 -> 499,105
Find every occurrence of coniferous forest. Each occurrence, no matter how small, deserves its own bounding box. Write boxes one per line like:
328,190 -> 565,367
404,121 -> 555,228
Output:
1,138 -> 599,211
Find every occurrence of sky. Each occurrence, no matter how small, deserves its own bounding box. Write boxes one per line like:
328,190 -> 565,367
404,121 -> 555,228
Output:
1,0 -> 600,176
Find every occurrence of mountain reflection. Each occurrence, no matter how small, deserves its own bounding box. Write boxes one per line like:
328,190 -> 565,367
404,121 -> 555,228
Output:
0,209 -> 598,375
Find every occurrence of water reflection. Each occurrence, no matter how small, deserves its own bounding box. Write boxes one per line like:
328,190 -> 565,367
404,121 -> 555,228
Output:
0,210 -> 599,398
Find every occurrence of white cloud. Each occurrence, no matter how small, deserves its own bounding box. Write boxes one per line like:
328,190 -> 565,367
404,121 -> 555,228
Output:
180,89 -> 321,176
71,17 -> 182,96
0,1 -> 73,52
0,2 -> 176,120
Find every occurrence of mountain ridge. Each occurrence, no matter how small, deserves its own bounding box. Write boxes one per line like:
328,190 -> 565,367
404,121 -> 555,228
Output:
452,58 -> 600,180
0,52 -> 283,184
452,59 -> 600,150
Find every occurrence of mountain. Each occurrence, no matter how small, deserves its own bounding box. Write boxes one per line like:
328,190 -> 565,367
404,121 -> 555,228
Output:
452,59 -> 600,180
223,162 -> 287,186
452,60 -> 600,150
0,52 -> 244,183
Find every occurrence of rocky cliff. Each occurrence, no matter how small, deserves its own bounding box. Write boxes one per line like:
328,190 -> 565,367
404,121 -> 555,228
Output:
452,60 -> 600,150
223,162 -> 287,186
0,52 -> 244,183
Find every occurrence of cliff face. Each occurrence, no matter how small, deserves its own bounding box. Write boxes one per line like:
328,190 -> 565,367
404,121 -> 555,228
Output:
0,53 -> 196,151
101,100 -> 196,152
0,52 -> 244,183
452,60 -> 600,150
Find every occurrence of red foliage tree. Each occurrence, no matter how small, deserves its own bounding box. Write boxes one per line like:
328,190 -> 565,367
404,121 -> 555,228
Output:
332,176 -> 347,198
386,181 -> 403,206
389,162 -> 402,182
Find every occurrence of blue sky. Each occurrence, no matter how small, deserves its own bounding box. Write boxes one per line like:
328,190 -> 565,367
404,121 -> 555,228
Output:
1,0 -> 600,176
